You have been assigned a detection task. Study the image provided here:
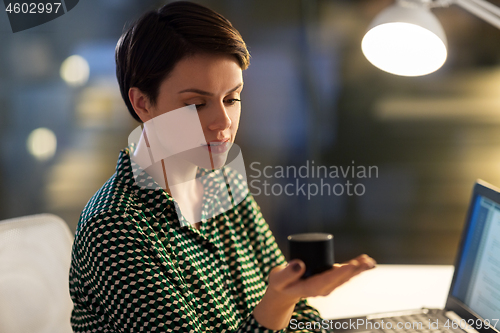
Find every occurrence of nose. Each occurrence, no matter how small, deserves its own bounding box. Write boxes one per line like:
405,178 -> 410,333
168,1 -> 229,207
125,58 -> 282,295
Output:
207,102 -> 232,131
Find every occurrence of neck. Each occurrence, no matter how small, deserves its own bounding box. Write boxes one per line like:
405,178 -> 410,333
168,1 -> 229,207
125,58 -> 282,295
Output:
131,127 -> 206,226
132,128 -> 199,196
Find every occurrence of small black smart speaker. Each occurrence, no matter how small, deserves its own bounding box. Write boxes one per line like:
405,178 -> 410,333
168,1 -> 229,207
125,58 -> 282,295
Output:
288,233 -> 334,279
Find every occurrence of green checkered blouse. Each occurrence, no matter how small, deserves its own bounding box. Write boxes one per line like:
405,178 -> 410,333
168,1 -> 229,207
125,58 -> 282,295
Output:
69,145 -> 326,332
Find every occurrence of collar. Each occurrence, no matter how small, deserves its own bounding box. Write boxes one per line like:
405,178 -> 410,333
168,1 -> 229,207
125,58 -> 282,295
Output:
115,144 -> 230,228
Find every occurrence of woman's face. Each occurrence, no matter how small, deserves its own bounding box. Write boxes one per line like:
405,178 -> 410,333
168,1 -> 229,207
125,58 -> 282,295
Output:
141,54 -> 243,168
142,53 -> 243,169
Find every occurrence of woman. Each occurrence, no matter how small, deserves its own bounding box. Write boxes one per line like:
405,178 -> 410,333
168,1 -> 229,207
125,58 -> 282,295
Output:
69,2 -> 376,332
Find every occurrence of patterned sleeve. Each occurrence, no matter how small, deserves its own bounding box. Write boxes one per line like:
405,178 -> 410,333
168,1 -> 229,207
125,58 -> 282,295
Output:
70,211 -> 208,332
239,193 -> 331,333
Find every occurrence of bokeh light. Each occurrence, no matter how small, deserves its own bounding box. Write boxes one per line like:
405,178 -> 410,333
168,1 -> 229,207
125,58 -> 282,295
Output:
60,55 -> 89,86
27,128 -> 57,161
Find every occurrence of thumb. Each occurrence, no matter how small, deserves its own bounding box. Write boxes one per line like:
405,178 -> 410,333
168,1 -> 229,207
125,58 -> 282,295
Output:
270,259 -> 306,289
287,259 -> 306,274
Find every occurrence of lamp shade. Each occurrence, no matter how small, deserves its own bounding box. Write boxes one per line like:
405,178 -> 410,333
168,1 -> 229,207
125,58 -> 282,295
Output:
362,1 -> 448,76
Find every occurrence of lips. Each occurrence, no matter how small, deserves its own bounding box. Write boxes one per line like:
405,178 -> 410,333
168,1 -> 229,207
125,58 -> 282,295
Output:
202,139 -> 231,154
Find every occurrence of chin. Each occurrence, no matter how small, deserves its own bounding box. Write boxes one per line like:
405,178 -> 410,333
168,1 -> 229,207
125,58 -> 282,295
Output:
208,154 -> 230,170
177,146 -> 229,170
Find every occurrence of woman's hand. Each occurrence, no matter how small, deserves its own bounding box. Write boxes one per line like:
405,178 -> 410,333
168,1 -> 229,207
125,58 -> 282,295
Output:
252,254 -> 376,330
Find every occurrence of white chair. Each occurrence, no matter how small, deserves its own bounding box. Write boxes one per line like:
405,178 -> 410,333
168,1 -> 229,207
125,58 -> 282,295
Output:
0,214 -> 74,333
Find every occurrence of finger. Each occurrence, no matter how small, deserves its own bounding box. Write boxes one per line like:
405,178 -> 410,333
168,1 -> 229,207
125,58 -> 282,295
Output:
347,255 -> 376,271
338,258 -> 375,282
360,255 -> 376,270
286,263 -> 357,297
328,256 -> 376,286
309,259 -> 374,294
282,256 -> 376,298
269,259 -> 306,291
333,255 -> 375,275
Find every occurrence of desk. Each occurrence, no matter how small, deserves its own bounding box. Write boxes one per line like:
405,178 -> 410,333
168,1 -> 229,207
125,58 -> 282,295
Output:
307,264 -> 455,320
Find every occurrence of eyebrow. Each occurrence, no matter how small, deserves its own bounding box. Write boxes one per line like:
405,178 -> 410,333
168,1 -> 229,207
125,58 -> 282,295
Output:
178,83 -> 243,96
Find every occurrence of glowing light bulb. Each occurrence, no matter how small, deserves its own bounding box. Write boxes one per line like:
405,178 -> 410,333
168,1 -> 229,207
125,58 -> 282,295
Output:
362,22 -> 447,76
362,2 -> 448,76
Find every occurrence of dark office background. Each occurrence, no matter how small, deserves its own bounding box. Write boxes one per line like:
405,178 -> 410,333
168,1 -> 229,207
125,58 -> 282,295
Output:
1,0 -> 500,264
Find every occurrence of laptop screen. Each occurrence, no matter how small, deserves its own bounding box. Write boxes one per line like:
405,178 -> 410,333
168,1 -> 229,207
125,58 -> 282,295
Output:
451,194 -> 500,323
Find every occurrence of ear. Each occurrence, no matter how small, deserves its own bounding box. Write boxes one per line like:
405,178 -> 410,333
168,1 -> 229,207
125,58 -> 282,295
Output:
129,87 -> 154,123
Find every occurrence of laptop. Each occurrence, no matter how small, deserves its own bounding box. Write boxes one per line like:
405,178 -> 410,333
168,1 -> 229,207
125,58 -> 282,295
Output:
331,179 -> 500,333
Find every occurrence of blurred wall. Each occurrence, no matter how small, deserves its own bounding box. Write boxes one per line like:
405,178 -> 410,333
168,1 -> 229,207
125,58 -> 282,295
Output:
1,0 -> 500,264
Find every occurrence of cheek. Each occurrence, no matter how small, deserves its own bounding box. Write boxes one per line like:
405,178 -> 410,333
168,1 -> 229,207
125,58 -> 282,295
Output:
196,111 -> 209,127
230,112 -> 241,131
231,108 -> 241,124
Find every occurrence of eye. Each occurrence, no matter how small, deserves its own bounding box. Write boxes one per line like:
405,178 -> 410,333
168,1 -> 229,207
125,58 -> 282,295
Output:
185,103 -> 206,110
224,99 -> 241,106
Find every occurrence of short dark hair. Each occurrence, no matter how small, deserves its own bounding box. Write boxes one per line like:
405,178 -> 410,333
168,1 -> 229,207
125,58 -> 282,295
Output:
115,1 -> 250,122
